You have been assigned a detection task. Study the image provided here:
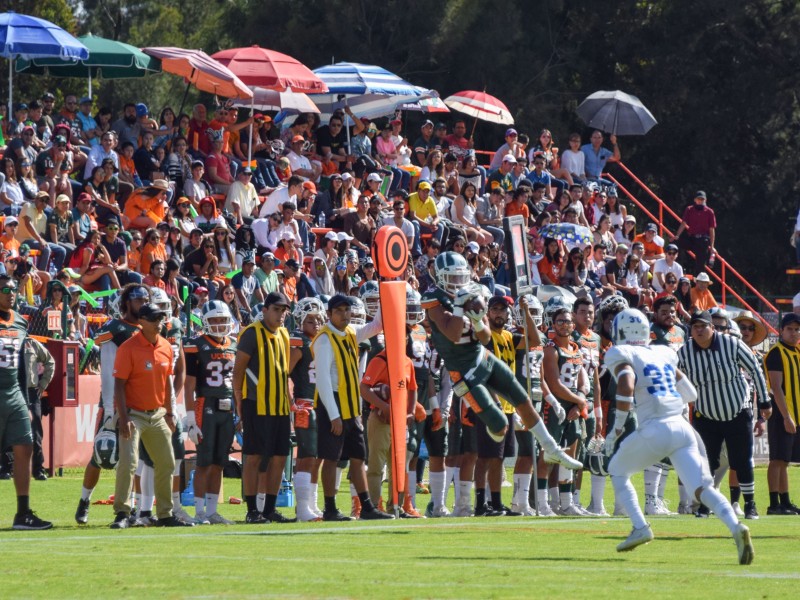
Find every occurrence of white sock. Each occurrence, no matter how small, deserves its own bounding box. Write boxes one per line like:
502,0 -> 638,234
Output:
349,483 -> 357,498
512,474 -> 522,505
81,486 -> 94,501
310,482 -> 321,513
514,474 -> 532,507
560,491 -> 573,508
657,469 -> 669,500
700,487 -> 739,535
612,475 -> 647,529
294,472 -> 311,513
172,491 -> 180,512
206,493 -> 219,515
531,421 -> 558,455
429,471 -> 446,510
256,493 -> 266,513
549,486 -> 559,509
408,471 -> 417,507
194,497 -> 206,517
572,490 -> 581,506
590,475 -> 607,509
644,465 -> 661,500
448,467 -> 461,506
458,481 -> 473,509
335,467 -> 344,493
140,464 -> 155,512
537,488 -> 549,508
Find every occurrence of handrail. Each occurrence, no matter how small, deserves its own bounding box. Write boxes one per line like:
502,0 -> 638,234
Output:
605,162 -> 780,335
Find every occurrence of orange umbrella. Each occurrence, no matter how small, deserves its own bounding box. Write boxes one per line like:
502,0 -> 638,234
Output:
142,46 -> 252,100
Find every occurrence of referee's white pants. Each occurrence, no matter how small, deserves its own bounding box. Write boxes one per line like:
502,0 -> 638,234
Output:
609,416 -> 714,495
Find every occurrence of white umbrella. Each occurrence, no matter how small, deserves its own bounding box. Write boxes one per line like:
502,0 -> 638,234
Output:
232,88 -> 320,113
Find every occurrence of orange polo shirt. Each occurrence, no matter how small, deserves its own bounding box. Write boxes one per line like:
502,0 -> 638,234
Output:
113,332 -> 174,411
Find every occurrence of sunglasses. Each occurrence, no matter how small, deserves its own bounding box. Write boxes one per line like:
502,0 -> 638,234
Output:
6,223 -> 18,228
0,286 -> 18,294
107,226 -> 119,231
132,237 -> 142,241
667,251 -> 678,255
738,324 -> 755,332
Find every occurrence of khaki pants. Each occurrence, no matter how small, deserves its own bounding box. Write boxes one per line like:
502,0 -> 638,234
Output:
114,408 -> 176,519
367,411 -> 392,503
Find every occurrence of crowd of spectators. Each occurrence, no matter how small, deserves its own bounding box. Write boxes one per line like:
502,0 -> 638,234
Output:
0,90 -> 724,354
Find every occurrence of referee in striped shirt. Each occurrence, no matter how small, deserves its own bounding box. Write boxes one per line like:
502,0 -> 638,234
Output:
677,310 -> 771,519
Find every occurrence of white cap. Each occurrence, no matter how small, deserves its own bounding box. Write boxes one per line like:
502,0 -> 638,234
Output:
341,172 -> 353,181
466,241 -> 480,254
280,230 -> 295,241
324,231 -> 339,241
502,154 -> 517,164
337,232 -> 354,242
366,172 -> 382,183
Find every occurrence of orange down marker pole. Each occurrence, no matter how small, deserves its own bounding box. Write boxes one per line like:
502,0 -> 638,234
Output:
373,226 -> 409,510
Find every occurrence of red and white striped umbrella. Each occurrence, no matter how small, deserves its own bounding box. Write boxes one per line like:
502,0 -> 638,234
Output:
443,90 -> 513,125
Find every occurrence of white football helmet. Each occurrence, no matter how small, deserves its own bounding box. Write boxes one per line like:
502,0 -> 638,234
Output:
293,297 -> 326,325
359,280 -> 381,317
611,308 -> 651,346
512,294 -> 543,328
350,297 -> 367,326
250,302 -> 264,322
406,285 -> 424,325
201,300 -> 234,338
434,251 -> 471,296
543,295 -> 571,329
149,287 -> 172,315
599,294 -> 629,320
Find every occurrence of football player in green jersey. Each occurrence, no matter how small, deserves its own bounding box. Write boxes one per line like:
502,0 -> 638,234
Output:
421,252 -> 582,479
75,284 -> 150,526
0,275 -> 52,530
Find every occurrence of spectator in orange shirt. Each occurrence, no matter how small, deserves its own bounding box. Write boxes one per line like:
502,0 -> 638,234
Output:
139,228 -> 167,276
123,180 -> 169,230
126,231 -> 142,273
0,217 -> 21,258
690,272 -> 718,312
111,303 -> 190,529
505,188 -> 531,225
632,223 -> 666,267
143,259 -> 166,290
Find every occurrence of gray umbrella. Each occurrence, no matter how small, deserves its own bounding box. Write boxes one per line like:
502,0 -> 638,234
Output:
577,90 -> 657,136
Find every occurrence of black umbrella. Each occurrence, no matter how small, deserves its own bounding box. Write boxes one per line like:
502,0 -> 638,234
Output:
577,90 -> 657,136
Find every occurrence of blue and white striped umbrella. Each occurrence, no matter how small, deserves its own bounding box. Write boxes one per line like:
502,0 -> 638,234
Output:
312,62 -> 423,97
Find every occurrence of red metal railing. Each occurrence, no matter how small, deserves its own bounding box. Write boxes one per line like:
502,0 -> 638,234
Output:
606,162 -> 780,335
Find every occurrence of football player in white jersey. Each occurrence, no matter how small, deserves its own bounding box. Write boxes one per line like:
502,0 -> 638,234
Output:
604,308 -> 754,564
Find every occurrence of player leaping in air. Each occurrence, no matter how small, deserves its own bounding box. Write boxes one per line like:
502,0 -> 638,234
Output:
421,252 -> 581,473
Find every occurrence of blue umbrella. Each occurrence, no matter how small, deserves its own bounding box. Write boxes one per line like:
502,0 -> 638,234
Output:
0,12 -> 89,116
538,223 -> 593,246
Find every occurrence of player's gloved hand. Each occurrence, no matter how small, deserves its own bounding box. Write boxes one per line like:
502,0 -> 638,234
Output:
604,429 -> 621,458
102,412 -> 118,431
187,411 -> 202,445
452,286 -> 478,317
545,393 -> 566,424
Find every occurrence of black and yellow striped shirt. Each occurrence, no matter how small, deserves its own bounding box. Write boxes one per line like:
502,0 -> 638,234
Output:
237,321 -> 290,416
313,324 -> 361,420
765,341 -> 800,422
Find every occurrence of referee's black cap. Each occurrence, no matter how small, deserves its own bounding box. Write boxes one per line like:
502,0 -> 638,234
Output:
689,310 -> 713,326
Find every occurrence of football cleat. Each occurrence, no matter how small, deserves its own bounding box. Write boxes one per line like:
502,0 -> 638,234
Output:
511,503 -> 536,517
206,512 -> 235,525
12,510 -> 52,531
543,448 -> 583,470
450,504 -> 474,517
193,512 -> 211,525
617,524 -> 654,552
559,504 -> 586,517
75,498 -> 90,524
156,515 -> 195,527
475,503 -> 505,517
645,497 -> 674,516
359,507 -> 394,520
535,503 -> 558,517
734,523 -> 754,565
322,510 -> 353,522
678,502 -> 693,515
495,504 -> 522,517
585,502 -> 610,517
731,502 -> 745,517
573,503 -> 595,516
296,506 -> 323,522
245,510 -> 268,524
172,506 -> 195,523
110,512 -> 130,529
263,511 -> 296,523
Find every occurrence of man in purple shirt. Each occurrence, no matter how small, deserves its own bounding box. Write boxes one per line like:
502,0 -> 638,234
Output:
671,190 -> 717,275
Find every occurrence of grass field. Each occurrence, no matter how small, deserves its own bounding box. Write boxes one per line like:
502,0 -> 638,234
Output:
0,466 -> 798,599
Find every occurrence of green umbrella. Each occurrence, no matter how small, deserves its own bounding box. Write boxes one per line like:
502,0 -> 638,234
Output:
15,33 -> 160,95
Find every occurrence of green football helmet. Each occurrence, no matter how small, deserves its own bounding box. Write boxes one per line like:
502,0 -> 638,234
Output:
93,429 -> 119,470
434,251 -> 471,296
358,280 -> 381,317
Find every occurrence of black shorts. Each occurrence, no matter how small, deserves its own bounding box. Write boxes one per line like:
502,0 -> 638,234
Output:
476,413 -> 516,459
768,409 -> 800,462
446,397 -> 462,458
196,407 -> 235,468
316,404 -> 366,462
241,399 -> 291,458
295,408 -> 318,459
423,414 -> 448,458
514,429 -> 535,459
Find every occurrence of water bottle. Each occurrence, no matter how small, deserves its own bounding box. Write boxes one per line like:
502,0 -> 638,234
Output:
319,212 -> 326,228
180,469 -> 195,506
708,251 -> 716,268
